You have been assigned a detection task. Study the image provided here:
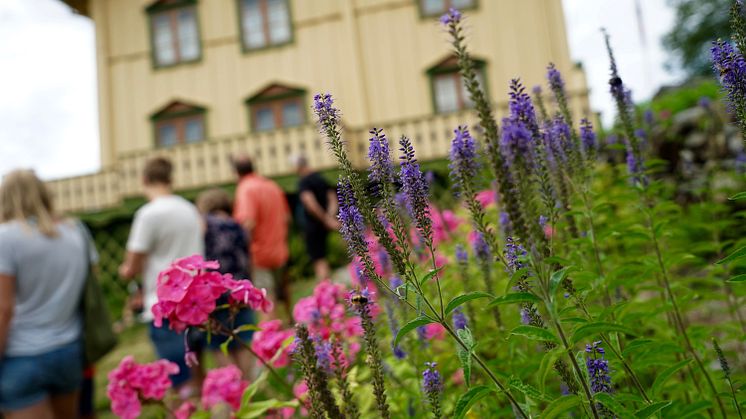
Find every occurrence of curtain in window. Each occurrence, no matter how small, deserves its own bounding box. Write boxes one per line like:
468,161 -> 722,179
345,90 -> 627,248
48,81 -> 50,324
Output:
153,13 -> 176,65
184,118 -> 204,143
421,0 -> 445,15
434,75 -> 459,113
157,124 -> 178,147
255,107 -> 275,131
242,0 -> 266,49
282,101 -> 303,127
178,8 -> 200,61
267,0 -> 291,44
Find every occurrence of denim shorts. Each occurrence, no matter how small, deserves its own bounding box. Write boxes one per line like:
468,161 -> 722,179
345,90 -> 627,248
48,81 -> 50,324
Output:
202,306 -> 255,351
0,340 -> 82,410
149,321 -> 194,388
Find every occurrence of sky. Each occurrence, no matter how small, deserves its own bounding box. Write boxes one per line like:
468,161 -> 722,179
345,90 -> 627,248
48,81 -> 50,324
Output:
0,0 -> 683,181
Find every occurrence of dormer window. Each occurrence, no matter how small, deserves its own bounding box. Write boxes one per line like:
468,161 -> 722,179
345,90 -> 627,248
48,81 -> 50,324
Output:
151,101 -> 206,147
427,55 -> 486,113
147,0 -> 201,67
246,84 -> 306,132
238,0 -> 292,51
419,0 -> 477,17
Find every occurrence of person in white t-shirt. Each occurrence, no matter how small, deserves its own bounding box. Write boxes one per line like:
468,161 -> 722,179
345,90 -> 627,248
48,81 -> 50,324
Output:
119,157 -> 204,396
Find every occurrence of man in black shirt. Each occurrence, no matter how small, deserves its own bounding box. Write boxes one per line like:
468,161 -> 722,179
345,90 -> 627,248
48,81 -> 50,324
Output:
295,156 -> 339,280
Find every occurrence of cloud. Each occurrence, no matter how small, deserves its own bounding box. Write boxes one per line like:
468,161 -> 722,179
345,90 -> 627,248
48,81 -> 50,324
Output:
0,0 -> 99,180
562,0 -> 684,125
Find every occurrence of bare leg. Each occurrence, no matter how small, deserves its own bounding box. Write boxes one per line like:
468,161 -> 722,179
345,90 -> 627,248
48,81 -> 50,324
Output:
230,348 -> 255,379
5,398 -> 54,419
313,259 -> 331,281
49,391 -> 79,419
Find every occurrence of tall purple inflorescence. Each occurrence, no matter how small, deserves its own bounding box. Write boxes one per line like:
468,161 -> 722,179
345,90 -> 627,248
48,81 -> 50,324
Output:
472,232 -> 491,263
399,136 -> 432,246
711,40 -> 746,135
579,118 -> 597,157
368,128 -> 395,185
547,63 -> 565,95
452,307 -> 468,330
313,93 -> 340,128
585,341 -> 612,394
439,7 -> 461,25
504,236 -> 527,273
337,178 -> 367,257
508,79 -> 539,132
501,118 -> 534,169
422,362 -> 444,419
455,244 -> 468,265
449,126 -> 479,191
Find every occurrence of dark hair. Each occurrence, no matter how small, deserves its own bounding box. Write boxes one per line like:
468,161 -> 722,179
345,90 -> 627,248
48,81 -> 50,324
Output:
143,157 -> 172,185
233,156 -> 254,177
196,188 -> 233,215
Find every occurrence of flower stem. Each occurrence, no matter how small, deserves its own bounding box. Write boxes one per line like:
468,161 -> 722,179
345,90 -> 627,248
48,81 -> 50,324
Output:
644,207 -> 727,418
551,318 -> 601,419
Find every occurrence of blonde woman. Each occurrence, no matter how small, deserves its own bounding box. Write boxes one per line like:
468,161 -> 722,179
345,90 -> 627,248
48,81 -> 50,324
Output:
0,170 -> 92,419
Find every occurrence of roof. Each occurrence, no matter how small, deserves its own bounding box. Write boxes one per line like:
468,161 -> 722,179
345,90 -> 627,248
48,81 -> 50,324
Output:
60,0 -> 89,17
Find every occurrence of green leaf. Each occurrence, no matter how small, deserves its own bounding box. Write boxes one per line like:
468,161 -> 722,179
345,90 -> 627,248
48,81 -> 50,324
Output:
727,273 -> 746,283
508,377 -> 552,402
549,266 -> 575,297
394,316 -> 434,348
456,328 -> 474,387
716,246 -> 746,265
236,399 -> 299,419
571,322 -> 638,344
445,291 -> 494,315
537,346 -> 565,392
728,191 -> 746,200
419,267 -> 443,286
220,335 -> 234,356
634,401 -> 672,418
240,370 -> 269,408
651,359 -> 690,397
594,393 -> 633,418
233,324 -> 260,333
509,325 -> 559,343
677,400 -> 712,418
541,395 -> 582,419
453,385 -> 495,419
487,292 -> 540,308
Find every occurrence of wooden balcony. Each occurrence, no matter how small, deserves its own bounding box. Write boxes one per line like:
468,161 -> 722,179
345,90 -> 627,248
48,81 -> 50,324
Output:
47,109 -> 485,213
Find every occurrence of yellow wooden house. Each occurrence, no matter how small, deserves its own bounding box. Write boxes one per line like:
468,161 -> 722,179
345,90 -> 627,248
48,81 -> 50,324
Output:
54,0 -> 590,213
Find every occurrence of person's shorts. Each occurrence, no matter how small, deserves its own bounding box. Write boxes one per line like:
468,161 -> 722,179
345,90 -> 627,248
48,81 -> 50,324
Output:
304,227 -> 329,262
149,321 -> 197,388
202,295 -> 255,351
0,339 -> 82,411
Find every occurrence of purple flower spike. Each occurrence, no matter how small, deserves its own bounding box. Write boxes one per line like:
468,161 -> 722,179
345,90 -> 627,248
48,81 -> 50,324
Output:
455,245 -> 468,265
580,118 -> 596,154
547,63 -> 565,94
313,93 -> 339,127
449,125 -> 479,190
399,136 -> 432,244
337,178 -> 367,255
368,128 -> 395,185
452,307 -> 468,330
439,8 -> 462,25
585,341 -> 612,394
504,236 -> 527,273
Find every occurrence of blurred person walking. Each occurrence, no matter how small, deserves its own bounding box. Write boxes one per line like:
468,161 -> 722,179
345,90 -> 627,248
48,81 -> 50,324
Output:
231,155 -> 290,320
294,155 -> 339,280
0,170 -> 91,418
196,188 -> 255,377
118,157 -> 205,397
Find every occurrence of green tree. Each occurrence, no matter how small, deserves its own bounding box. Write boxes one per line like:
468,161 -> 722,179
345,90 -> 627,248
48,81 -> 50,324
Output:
663,0 -> 732,77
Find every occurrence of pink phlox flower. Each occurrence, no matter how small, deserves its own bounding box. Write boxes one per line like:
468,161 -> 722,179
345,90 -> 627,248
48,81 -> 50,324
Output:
434,253 -> 449,269
174,402 -> 197,419
174,254 -> 220,271
251,320 -> 294,368
156,268 -> 194,303
424,323 -> 446,340
174,283 -> 217,326
475,189 -> 497,208
107,356 -> 179,419
201,365 -> 249,411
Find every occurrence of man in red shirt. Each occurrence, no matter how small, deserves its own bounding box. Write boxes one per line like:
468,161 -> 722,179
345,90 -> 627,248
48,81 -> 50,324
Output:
232,155 -> 290,319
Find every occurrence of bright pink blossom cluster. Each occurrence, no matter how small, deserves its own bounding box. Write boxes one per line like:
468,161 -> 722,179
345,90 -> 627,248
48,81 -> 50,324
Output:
107,356 -> 179,419
293,280 -> 366,339
250,319 -> 295,367
201,365 -> 250,410
152,255 -> 273,331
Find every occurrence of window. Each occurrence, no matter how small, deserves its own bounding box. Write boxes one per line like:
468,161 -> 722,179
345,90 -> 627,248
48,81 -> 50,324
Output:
151,101 -> 207,147
427,56 -> 486,113
147,0 -> 201,67
246,84 -> 306,132
419,0 -> 476,17
238,0 -> 292,51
